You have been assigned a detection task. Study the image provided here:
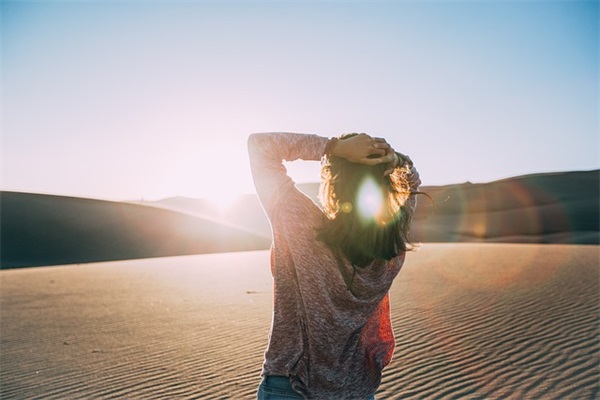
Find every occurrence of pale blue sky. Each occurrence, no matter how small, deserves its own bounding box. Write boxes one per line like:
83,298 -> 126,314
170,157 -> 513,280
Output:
3,1 -> 598,202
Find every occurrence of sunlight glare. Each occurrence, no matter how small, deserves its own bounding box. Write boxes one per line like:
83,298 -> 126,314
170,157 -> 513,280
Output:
204,188 -> 240,213
356,177 -> 384,221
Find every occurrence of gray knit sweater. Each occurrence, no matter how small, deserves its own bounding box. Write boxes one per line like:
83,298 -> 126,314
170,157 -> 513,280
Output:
248,132 -> 420,399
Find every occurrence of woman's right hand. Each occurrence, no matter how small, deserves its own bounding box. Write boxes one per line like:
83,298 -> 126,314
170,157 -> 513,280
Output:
332,133 -> 397,166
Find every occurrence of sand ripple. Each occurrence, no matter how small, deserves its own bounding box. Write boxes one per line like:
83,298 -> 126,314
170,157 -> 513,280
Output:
380,244 -> 598,400
1,245 -> 598,399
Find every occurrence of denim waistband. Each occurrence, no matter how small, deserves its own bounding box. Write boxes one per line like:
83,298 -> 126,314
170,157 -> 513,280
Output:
262,375 -> 292,390
261,375 -> 375,400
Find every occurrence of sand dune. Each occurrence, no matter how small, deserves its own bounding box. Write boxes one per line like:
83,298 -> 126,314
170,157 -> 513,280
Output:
1,244 -> 597,399
0,192 -> 270,269
2,170 -> 597,269
411,170 -> 599,244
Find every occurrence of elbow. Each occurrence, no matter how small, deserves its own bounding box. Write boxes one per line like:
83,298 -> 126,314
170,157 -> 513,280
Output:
247,133 -> 258,157
248,133 -> 271,163
247,133 -> 258,148
247,133 -> 264,153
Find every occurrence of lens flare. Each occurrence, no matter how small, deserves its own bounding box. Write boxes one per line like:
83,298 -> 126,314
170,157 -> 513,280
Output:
357,177 -> 384,221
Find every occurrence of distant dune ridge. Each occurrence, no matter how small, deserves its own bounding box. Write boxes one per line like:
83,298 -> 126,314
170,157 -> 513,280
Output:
0,192 -> 271,269
411,169 -> 599,244
1,170 -> 597,268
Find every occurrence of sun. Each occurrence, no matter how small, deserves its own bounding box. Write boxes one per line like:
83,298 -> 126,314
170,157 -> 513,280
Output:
202,187 -> 241,214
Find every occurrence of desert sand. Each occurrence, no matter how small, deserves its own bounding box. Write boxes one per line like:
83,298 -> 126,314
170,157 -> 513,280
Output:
1,243 -> 598,399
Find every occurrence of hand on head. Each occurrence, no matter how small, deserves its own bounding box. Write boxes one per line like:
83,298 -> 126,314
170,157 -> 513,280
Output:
331,133 -> 398,171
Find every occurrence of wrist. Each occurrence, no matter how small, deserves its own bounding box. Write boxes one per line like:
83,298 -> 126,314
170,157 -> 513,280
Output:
324,137 -> 339,158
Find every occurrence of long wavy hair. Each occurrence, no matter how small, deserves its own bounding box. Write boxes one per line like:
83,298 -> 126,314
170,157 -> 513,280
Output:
317,135 -> 417,268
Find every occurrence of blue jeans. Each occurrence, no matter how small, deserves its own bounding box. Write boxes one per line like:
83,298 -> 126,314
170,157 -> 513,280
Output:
257,375 -> 376,400
257,376 -> 304,399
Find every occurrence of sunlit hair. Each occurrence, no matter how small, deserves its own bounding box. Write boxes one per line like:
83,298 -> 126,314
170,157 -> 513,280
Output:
317,134 -> 416,269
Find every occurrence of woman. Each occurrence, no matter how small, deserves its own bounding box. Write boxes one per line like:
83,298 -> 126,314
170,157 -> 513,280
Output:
248,132 -> 421,400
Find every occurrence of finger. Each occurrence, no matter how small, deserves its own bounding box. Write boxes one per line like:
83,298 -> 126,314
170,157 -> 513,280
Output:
372,142 -> 391,151
367,148 -> 387,158
382,152 -> 397,163
374,152 -> 396,164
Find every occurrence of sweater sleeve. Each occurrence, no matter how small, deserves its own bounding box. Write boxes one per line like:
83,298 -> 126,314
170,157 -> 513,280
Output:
247,132 -> 328,218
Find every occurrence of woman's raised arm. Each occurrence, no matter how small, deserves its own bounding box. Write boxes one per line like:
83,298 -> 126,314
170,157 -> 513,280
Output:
247,132 -> 328,217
